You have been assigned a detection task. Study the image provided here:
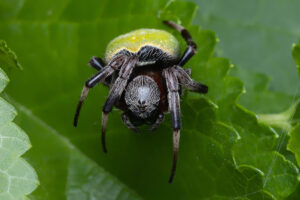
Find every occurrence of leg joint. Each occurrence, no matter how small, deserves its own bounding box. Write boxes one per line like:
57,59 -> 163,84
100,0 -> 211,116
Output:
85,81 -> 92,88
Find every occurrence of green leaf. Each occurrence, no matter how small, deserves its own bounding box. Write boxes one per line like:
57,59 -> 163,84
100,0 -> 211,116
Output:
285,39 -> 300,200
257,100 -> 300,131
189,2 -> 300,198
231,67 -> 295,114
229,38 -> 300,199
0,49 -> 38,199
0,40 -> 22,70
288,124 -> 300,167
292,40 -> 300,77
0,0 -> 299,199
6,102 -> 141,200
188,30 -> 299,198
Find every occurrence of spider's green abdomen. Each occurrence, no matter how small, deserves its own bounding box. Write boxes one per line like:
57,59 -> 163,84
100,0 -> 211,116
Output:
105,29 -> 181,65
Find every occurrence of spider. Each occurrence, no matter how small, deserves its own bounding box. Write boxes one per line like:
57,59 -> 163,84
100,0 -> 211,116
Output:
73,21 -> 208,183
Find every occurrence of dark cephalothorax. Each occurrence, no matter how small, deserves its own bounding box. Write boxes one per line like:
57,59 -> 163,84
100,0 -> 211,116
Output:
125,75 -> 161,119
73,21 -> 208,183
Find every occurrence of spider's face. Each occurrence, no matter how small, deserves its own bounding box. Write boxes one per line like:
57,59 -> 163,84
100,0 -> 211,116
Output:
125,75 -> 160,119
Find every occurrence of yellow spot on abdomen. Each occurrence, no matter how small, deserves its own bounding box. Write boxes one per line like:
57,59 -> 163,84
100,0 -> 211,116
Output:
105,29 -> 181,62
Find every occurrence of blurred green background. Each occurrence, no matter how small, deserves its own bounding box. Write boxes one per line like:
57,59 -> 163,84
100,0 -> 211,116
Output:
189,0 -> 300,114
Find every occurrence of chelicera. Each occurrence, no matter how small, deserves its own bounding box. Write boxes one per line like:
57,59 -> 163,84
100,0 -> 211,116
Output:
74,21 -> 208,183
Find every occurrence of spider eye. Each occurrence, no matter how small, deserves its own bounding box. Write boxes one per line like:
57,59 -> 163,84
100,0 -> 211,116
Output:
138,100 -> 146,105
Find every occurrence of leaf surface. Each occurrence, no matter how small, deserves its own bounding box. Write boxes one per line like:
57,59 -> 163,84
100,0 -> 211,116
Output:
0,0 -> 299,199
0,41 -> 38,200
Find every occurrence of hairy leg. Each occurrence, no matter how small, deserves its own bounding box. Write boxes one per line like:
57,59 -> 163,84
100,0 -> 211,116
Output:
89,56 -> 106,71
101,55 -> 138,153
74,54 -> 127,127
163,67 -> 181,183
122,113 -> 139,133
175,66 -> 208,93
150,113 -> 164,132
163,21 -> 197,67
89,56 -> 112,86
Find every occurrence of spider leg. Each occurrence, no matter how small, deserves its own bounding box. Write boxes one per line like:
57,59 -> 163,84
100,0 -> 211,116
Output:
184,68 -> 191,76
163,68 -> 181,183
89,56 -> 106,71
89,56 -> 112,87
175,66 -> 208,93
163,20 -> 197,67
150,113 -> 164,133
73,54 -> 127,127
101,55 -> 138,153
122,113 -> 139,133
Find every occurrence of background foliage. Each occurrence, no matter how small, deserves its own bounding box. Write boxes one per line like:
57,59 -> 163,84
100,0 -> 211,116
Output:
0,0 -> 299,199
0,41 -> 38,200
190,0 -> 300,113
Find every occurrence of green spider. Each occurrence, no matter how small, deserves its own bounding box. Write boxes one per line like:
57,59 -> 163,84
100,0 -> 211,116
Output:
74,21 -> 208,183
